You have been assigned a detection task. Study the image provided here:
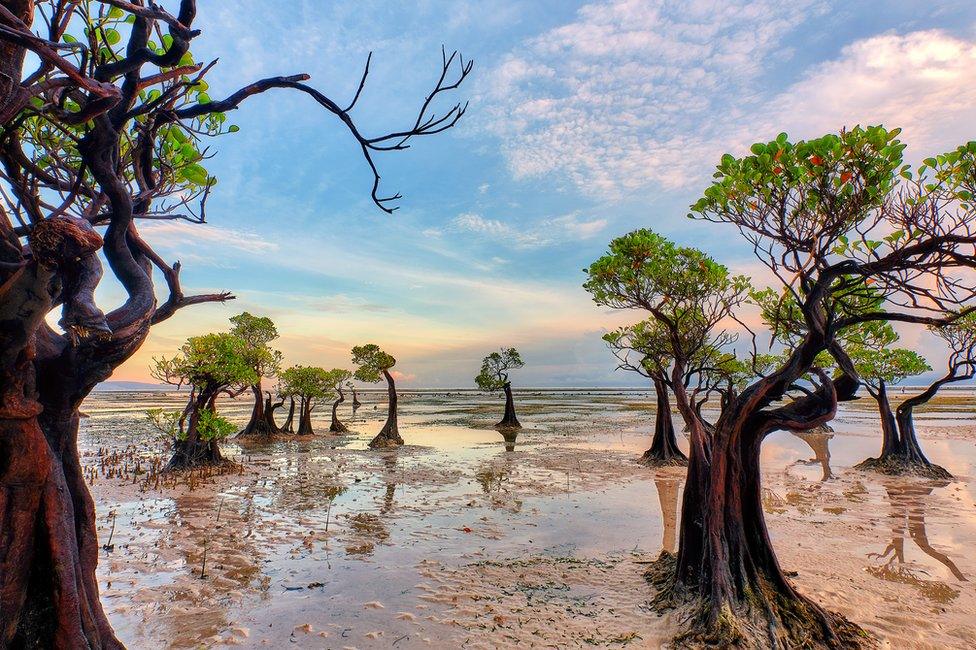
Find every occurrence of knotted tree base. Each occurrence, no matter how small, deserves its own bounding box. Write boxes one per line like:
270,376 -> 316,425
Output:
237,419 -> 277,439
855,456 -> 952,480
369,428 -> 404,449
165,440 -> 226,472
638,448 -> 688,467
645,552 -> 871,649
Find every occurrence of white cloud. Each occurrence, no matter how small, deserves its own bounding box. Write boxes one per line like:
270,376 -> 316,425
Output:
483,0 -> 976,197
760,30 -> 976,157
451,211 -> 607,249
481,0 -> 825,195
141,221 -> 279,257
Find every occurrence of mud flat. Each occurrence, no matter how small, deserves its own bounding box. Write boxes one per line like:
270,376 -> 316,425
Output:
82,388 -> 976,648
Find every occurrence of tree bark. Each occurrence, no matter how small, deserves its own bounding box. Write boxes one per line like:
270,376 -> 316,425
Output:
1,219 -> 123,648
281,397 -> 296,433
351,386 -> 361,410
369,370 -> 403,448
857,379 -> 952,479
647,344 -> 864,647
238,380 -> 275,437
165,388 -> 225,470
330,385 -> 349,433
263,393 -> 283,434
640,377 -> 687,466
297,398 -> 315,435
496,382 -> 521,429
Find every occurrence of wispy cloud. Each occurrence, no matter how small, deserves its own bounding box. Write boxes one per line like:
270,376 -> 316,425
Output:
481,0 -> 826,196
759,29 -> 976,156
451,211 -> 607,249
484,2 -> 976,199
142,221 -> 279,257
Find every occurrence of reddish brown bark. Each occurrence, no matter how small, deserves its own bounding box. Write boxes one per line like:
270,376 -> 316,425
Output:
297,398 -> 315,436
281,397 -> 296,433
330,384 -> 350,433
858,377 -> 954,479
368,369 -> 403,448
496,382 -> 521,429
238,381 -> 276,437
640,377 -> 687,466
650,342 -> 864,647
0,220 -> 123,648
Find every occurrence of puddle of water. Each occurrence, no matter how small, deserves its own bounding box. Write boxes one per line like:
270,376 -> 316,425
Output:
81,388 -> 976,648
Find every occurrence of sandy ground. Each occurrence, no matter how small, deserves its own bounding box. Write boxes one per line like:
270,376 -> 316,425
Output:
81,388 -> 976,648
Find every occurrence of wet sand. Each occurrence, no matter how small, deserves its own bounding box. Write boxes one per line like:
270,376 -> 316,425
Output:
82,388 -> 976,648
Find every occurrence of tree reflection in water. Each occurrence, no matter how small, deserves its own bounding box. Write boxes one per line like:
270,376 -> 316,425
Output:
653,477 -> 680,554
790,430 -> 834,481
867,482 -> 967,604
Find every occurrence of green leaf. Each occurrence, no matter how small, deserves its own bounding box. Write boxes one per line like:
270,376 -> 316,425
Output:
228,125 -> 240,133
182,163 -> 210,185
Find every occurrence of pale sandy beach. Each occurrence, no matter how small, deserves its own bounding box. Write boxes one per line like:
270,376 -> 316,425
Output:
82,388 -> 976,649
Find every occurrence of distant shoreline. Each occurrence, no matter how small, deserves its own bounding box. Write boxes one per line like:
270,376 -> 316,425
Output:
93,383 -> 976,393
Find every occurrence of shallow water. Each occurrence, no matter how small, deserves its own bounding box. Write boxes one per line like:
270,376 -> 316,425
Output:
82,388 -> 976,648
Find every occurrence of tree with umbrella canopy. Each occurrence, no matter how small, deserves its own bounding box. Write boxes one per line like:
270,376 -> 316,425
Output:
230,312 -> 282,437
150,333 -> 256,469
643,126 -> 976,647
855,314 -> 976,478
352,344 -> 402,448
279,365 -> 333,436
475,347 -> 525,429
601,321 -> 687,465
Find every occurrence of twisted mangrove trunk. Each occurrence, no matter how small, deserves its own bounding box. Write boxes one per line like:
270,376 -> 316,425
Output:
368,369 -> 403,448
330,384 -> 349,433
640,376 -> 687,466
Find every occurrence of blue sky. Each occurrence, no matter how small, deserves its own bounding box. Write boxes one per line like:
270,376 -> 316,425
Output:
111,0 -> 976,387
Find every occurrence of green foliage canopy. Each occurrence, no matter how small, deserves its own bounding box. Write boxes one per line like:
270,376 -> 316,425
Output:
602,320 -> 671,378
324,368 -> 354,393
474,348 -> 524,391
351,344 -> 396,383
279,366 -> 333,400
229,312 -> 282,379
584,229 -> 750,376
150,333 -> 257,392
584,229 -> 749,322
849,347 -> 930,386
195,410 -> 238,441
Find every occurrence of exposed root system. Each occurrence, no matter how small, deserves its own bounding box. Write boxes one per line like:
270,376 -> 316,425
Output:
644,552 -> 872,649
855,456 -> 952,480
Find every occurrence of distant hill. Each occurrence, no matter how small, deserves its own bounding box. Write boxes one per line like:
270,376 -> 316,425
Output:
93,381 -> 171,392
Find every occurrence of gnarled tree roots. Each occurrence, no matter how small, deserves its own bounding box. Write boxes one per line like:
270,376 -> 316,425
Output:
639,449 -> 688,467
855,456 -> 952,480
368,433 -> 404,449
644,552 -> 870,649
164,440 -> 227,472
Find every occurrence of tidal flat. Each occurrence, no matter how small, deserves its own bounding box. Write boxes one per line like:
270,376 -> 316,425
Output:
82,388 -> 976,648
